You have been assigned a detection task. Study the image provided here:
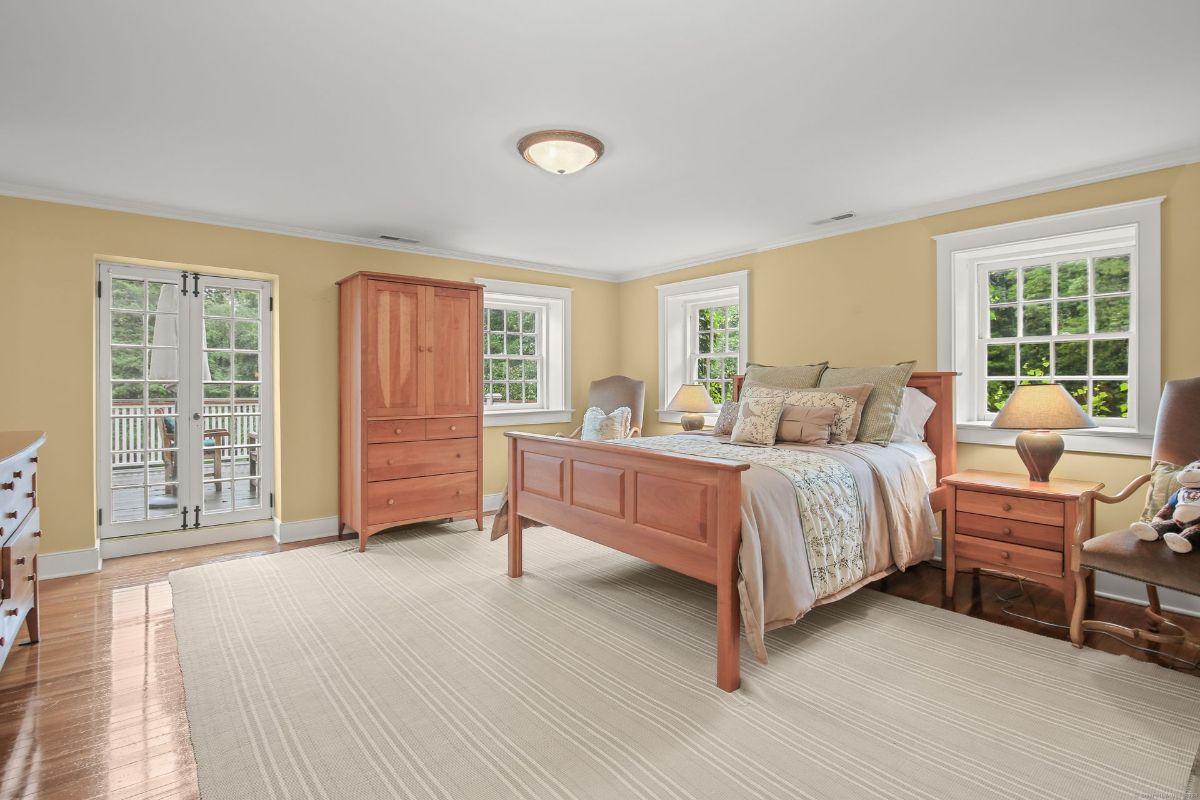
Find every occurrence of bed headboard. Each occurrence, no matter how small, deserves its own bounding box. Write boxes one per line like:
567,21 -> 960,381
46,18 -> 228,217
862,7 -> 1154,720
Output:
732,371 -> 958,510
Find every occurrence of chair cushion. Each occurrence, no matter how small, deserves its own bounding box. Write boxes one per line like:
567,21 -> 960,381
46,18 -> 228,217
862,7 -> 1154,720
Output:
1081,528 -> 1200,597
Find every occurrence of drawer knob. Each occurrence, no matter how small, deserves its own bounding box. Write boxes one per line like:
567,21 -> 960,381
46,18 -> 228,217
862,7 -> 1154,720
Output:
455,490 -> 461,495
33,530 -> 41,538
25,492 -> 33,499
387,499 -> 395,506
15,557 -> 24,566
27,575 -> 35,582
0,482 -> 12,491
4,608 -> 16,617
4,511 -> 17,520
449,425 -> 457,431
1000,551 -> 1010,560
12,471 -> 21,479
1001,527 -> 1012,536
456,452 -> 462,458
1001,502 -> 1012,512
394,428 -> 403,435
387,459 -> 395,466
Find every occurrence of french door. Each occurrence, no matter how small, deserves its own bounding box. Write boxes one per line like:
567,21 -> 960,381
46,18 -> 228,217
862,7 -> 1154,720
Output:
97,262 -> 274,538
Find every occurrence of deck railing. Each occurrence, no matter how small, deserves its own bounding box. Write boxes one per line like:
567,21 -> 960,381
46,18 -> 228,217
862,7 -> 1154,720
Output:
111,400 -> 261,466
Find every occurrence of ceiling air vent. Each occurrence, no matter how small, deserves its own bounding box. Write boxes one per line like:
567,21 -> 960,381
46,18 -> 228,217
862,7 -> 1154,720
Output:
810,212 -> 856,226
378,234 -> 420,244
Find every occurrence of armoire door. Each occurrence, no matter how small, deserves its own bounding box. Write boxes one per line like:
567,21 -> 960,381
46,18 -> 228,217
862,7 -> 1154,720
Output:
426,286 -> 480,417
364,280 -> 425,416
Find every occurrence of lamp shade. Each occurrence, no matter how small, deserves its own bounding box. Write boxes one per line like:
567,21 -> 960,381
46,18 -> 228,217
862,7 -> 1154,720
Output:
990,384 -> 1097,430
668,384 -> 718,414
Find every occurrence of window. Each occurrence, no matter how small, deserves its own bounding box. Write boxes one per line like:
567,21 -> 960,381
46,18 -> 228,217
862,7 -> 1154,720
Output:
475,278 -> 571,426
658,271 -> 749,422
937,198 -> 1162,455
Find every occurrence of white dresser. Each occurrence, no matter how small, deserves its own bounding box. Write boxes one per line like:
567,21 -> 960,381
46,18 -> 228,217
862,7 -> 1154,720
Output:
0,431 -> 44,670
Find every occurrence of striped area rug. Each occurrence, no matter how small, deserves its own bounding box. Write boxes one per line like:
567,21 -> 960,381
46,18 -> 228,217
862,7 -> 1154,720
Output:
171,522 -> 1200,800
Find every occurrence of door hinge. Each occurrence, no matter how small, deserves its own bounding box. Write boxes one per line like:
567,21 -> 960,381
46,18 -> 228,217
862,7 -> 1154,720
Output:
97,508 -> 103,526
97,280 -> 102,298
269,492 -> 274,508
193,505 -> 201,529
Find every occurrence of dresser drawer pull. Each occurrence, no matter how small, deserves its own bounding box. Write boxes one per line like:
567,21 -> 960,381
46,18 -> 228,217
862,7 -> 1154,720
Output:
26,575 -> 35,582
999,551 -> 1011,560
4,511 -> 17,520
15,557 -> 24,566
25,492 -> 34,499
33,530 -> 41,538
456,452 -> 462,458
449,425 -> 457,432
12,471 -> 21,479
387,498 -> 395,506
4,609 -> 16,617
0,482 -> 11,491
1001,527 -> 1012,536
394,427 -> 404,435
1001,502 -> 1012,512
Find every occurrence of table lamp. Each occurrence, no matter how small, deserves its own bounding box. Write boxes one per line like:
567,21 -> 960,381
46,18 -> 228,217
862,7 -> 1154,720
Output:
990,383 -> 1096,482
668,383 -> 717,431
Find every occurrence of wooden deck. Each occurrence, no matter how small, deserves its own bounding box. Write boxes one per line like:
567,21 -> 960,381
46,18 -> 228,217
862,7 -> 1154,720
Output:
110,462 -> 261,523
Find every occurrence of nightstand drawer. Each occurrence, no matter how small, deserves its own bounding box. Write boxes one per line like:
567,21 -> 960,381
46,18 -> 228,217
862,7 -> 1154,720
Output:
956,512 -> 1064,552
955,534 -> 1063,578
957,490 -> 1064,526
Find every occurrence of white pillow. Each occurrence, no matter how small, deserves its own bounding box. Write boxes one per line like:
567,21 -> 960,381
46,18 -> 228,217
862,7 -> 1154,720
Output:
891,387 -> 937,443
581,406 -> 632,441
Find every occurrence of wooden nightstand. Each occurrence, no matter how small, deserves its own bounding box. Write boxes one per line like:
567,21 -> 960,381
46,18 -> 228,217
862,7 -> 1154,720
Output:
942,470 -> 1104,619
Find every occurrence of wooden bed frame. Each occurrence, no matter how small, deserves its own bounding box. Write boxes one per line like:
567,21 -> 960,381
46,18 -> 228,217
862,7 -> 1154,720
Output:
504,372 -> 957,691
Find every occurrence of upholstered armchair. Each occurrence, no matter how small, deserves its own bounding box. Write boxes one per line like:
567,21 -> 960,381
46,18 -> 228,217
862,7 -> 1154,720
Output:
568,375 -> 645,438
1069,377 -> 1200,656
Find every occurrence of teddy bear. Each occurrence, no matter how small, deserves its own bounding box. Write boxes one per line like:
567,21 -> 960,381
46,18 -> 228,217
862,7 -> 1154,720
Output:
1131,460 -> 1200,553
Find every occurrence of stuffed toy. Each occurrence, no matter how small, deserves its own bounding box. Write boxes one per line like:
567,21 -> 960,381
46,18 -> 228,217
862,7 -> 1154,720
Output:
1132,460 -> 1200,553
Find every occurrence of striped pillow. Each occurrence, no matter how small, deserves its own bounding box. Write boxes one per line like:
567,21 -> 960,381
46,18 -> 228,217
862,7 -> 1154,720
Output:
819,362 -> 916,445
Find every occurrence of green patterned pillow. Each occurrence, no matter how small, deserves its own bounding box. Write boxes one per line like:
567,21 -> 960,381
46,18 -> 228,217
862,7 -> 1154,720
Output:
743,362 -> 828,391
1142,460 -> 1184,522
818,361 -> 916,446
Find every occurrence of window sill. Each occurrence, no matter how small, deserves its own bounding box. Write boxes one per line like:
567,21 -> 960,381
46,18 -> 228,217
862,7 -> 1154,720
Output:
956,421 -> 1152,457
483,408 -> 574,428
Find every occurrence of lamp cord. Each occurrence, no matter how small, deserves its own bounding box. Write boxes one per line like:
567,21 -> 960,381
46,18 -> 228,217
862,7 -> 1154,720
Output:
990,575 -> 1200,670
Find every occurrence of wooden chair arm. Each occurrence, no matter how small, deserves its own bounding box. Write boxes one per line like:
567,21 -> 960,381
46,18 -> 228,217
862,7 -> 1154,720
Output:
1071,473 -> 1152,560
630,426 -> 642,438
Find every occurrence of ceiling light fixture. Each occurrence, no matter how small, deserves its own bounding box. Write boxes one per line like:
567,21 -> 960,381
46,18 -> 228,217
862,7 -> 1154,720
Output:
517,129 -> 604,175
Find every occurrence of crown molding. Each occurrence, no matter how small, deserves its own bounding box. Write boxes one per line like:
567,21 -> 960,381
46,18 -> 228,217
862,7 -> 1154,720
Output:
614,144 -> 1200,282
0,179 -> 620,283
3,143 -> 1197,286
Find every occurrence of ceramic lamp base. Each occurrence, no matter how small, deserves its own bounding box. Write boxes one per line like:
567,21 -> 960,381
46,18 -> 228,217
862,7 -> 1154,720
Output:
680,412 -> 706,432
1015,429 -> 1064,482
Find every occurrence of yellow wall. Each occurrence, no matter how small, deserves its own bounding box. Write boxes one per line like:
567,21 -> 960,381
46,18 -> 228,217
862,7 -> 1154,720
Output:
4,162 -> 1197,556
619,163 -> 1200,536
0,197 -> 621,554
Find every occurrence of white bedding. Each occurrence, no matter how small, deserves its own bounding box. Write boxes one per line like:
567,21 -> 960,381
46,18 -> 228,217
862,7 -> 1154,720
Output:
889,441 -> 938,490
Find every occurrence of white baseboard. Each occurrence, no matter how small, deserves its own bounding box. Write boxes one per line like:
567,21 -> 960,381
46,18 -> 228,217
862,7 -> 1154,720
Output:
275,515 -> 340,544
483,493 -> 504,513
930,538 -> 1200,618
39,546 -> 103,580
101,518 -> 276,559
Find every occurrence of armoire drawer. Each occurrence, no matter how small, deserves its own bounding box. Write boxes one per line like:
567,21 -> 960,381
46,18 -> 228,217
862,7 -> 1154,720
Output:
367,472 -> 477,525
0,460 -> 35,539
367,419 -> 427,443
2,507 -> 39,604
426,417 -> 474,439
366,439 -> 478,482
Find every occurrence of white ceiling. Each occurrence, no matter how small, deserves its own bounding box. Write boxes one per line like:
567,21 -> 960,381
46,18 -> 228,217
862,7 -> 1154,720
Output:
2,1 -> 1198,281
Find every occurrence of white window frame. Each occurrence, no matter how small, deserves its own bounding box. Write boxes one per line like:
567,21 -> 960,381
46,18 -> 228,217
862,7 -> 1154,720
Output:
657,270 -> 749,423
475,278 -> 572,427
936,197 -> 1162,456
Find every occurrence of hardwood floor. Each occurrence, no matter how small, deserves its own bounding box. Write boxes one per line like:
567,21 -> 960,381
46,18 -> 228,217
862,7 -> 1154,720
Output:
1,532 -> 1196,799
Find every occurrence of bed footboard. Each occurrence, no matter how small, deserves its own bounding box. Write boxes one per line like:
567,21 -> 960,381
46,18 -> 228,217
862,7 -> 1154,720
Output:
505,432 -> 749,691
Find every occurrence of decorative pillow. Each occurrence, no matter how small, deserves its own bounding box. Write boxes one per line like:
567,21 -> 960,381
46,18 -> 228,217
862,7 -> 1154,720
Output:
891,387 -> 938,443
581,406 -> 632,441
819,361 -> 916,445
776,405 -> 837,445
712,400 -> 739,436
1142,460 -> 1184,522
743,362 -> 828,391
741,384 -> 868,444
730,397 -> 787,446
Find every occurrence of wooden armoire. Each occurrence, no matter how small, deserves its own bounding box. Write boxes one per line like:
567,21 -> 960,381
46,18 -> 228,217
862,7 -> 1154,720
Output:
337,272 -> 483,551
